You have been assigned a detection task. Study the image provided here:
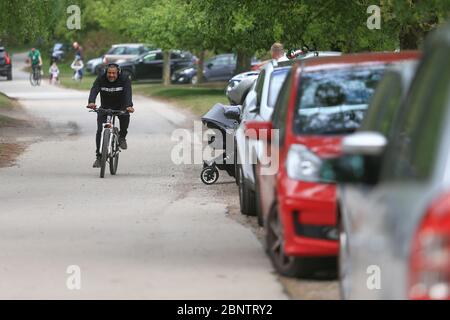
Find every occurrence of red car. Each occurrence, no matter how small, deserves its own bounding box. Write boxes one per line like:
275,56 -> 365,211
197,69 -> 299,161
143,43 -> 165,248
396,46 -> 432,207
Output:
246,51 -> 421,277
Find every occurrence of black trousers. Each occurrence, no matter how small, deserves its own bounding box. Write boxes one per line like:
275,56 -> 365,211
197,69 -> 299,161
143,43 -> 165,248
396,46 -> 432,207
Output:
96,113 -> 130,155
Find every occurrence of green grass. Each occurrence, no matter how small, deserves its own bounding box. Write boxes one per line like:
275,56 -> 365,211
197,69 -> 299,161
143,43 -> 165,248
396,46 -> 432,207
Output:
0,93 -> 15,110
0,93 -> 19,126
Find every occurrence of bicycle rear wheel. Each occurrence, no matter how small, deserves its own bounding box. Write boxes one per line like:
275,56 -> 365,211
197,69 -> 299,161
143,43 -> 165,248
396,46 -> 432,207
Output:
100,129 -> 110,178
109,133 -> 119,175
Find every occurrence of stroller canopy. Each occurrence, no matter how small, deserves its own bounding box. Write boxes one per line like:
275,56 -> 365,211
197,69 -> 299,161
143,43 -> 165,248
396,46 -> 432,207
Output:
201,103 -> 239,130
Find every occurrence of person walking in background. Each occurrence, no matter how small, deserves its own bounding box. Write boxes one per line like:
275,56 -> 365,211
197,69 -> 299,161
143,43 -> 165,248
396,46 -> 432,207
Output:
72,42 -> 84,60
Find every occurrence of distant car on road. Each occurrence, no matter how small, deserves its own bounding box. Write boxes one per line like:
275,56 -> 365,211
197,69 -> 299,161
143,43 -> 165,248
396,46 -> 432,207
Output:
118,50 -> 194,81
0,47 -> 12,80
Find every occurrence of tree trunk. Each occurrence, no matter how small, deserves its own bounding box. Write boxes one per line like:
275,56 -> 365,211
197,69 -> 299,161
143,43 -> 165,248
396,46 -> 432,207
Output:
196,50 -> 205,84
163,50 -> 171,86
235,50 -> 251,75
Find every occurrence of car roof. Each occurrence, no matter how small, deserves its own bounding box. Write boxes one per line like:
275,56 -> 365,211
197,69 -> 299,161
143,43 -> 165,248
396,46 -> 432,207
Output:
0,47 -> 4,51
299,51 -> 421,72
111,43 -> 145,48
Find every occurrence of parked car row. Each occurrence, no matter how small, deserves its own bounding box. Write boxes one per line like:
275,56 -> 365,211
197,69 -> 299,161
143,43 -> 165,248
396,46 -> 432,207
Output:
201,26 -> 450,298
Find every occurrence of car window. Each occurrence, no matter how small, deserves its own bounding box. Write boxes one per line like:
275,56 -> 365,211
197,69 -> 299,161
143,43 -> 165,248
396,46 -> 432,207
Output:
108,47 -> 127,55
143,52 -> 162,62
214,56 -> 230,66
382,47 -> 450,182
293,65 -> 385,135
267,68 -> 290,108
360,72 -> 403,137
170,52 -> 181,60
126,47 -> 141,55
272,69 -> 293,144
255,70 -> 266,107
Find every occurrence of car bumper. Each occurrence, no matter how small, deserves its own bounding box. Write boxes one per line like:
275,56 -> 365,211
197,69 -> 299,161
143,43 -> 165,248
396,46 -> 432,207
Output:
279,179 -> 338,257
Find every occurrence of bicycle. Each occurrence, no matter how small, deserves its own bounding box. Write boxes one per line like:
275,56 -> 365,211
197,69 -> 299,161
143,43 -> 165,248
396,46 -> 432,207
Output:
88,107 -> 128,178
30,65 -> 42,86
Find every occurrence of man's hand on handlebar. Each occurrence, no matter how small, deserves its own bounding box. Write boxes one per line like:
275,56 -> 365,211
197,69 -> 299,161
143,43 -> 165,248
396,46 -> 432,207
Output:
126,106 -> 135,113
87,103 -> 97,109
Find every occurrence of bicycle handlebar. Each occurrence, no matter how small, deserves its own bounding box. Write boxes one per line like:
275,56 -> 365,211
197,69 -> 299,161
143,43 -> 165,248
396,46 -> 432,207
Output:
87,107 -> 129,116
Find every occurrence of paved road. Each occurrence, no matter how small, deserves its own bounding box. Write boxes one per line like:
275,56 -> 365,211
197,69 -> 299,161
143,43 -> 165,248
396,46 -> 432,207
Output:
0,53 -> 288,299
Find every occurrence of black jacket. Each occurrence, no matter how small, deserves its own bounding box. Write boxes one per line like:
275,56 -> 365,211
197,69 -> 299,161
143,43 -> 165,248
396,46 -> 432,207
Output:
88,73 -> 133,110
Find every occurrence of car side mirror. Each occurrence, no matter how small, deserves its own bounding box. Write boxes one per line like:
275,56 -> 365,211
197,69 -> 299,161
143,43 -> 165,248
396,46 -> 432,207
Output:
319,131 -> 387,185
247,104 -> 258,113
342,131 -> 387,156
224,106 -> 241,121
320,154 -> 383,185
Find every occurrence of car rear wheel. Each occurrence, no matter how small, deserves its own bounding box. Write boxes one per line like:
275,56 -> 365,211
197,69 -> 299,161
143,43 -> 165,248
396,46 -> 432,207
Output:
7,70 -> 12,81
238,164 -> 256,216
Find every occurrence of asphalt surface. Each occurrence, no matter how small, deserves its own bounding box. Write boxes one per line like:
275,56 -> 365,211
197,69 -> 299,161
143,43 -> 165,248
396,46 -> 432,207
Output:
0,53 -> 290,299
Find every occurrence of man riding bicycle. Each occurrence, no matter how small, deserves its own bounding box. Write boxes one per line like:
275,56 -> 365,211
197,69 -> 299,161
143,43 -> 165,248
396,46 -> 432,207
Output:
87,63 -> 135,168
28,47 -> 43,76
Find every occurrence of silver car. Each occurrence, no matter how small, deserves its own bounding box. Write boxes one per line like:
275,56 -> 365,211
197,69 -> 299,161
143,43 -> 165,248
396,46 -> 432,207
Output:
226,71 -> 260,105
323,25 -> 450,299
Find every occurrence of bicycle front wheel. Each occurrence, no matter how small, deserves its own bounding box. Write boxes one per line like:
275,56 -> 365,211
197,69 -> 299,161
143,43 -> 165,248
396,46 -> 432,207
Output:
29,71 -> 37,86
100,129 -> 111,178
109,134 -> 119,175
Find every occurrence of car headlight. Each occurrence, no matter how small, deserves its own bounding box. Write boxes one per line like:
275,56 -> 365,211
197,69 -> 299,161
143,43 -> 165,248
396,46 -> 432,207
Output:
286,144 -> 323,182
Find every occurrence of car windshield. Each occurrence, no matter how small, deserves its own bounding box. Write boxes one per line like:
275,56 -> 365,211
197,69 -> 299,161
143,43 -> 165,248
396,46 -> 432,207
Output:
108,46 -> 127,55
294,65 -> 386,135
267,68 -> 290,108
53,44 -> 63,50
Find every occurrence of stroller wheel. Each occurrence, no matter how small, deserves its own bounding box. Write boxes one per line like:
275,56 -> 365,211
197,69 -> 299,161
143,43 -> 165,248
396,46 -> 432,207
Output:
201,166 -> 219,185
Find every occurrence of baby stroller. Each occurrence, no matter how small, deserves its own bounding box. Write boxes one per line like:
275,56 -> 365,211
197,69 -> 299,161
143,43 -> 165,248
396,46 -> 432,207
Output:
200,103 -> 240,185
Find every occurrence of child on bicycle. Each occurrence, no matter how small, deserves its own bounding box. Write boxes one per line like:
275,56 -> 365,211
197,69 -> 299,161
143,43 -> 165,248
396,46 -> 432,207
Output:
49,61 -> 60,84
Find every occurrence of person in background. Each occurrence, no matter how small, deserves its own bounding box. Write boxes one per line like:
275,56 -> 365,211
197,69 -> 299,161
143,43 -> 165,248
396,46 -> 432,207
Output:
72,42 -> 84,60
27,47 -> 43,76
270,42 -> 286,60
71,55 -> 84,81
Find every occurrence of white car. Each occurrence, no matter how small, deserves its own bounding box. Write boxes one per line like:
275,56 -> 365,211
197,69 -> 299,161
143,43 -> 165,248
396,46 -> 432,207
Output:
234,59 -> 293,223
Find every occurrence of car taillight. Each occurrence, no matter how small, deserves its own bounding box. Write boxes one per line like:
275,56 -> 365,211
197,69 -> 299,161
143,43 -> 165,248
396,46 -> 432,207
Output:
5,53 -> 11,65
103,57 -> 108,64
409,192 -> 450,300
